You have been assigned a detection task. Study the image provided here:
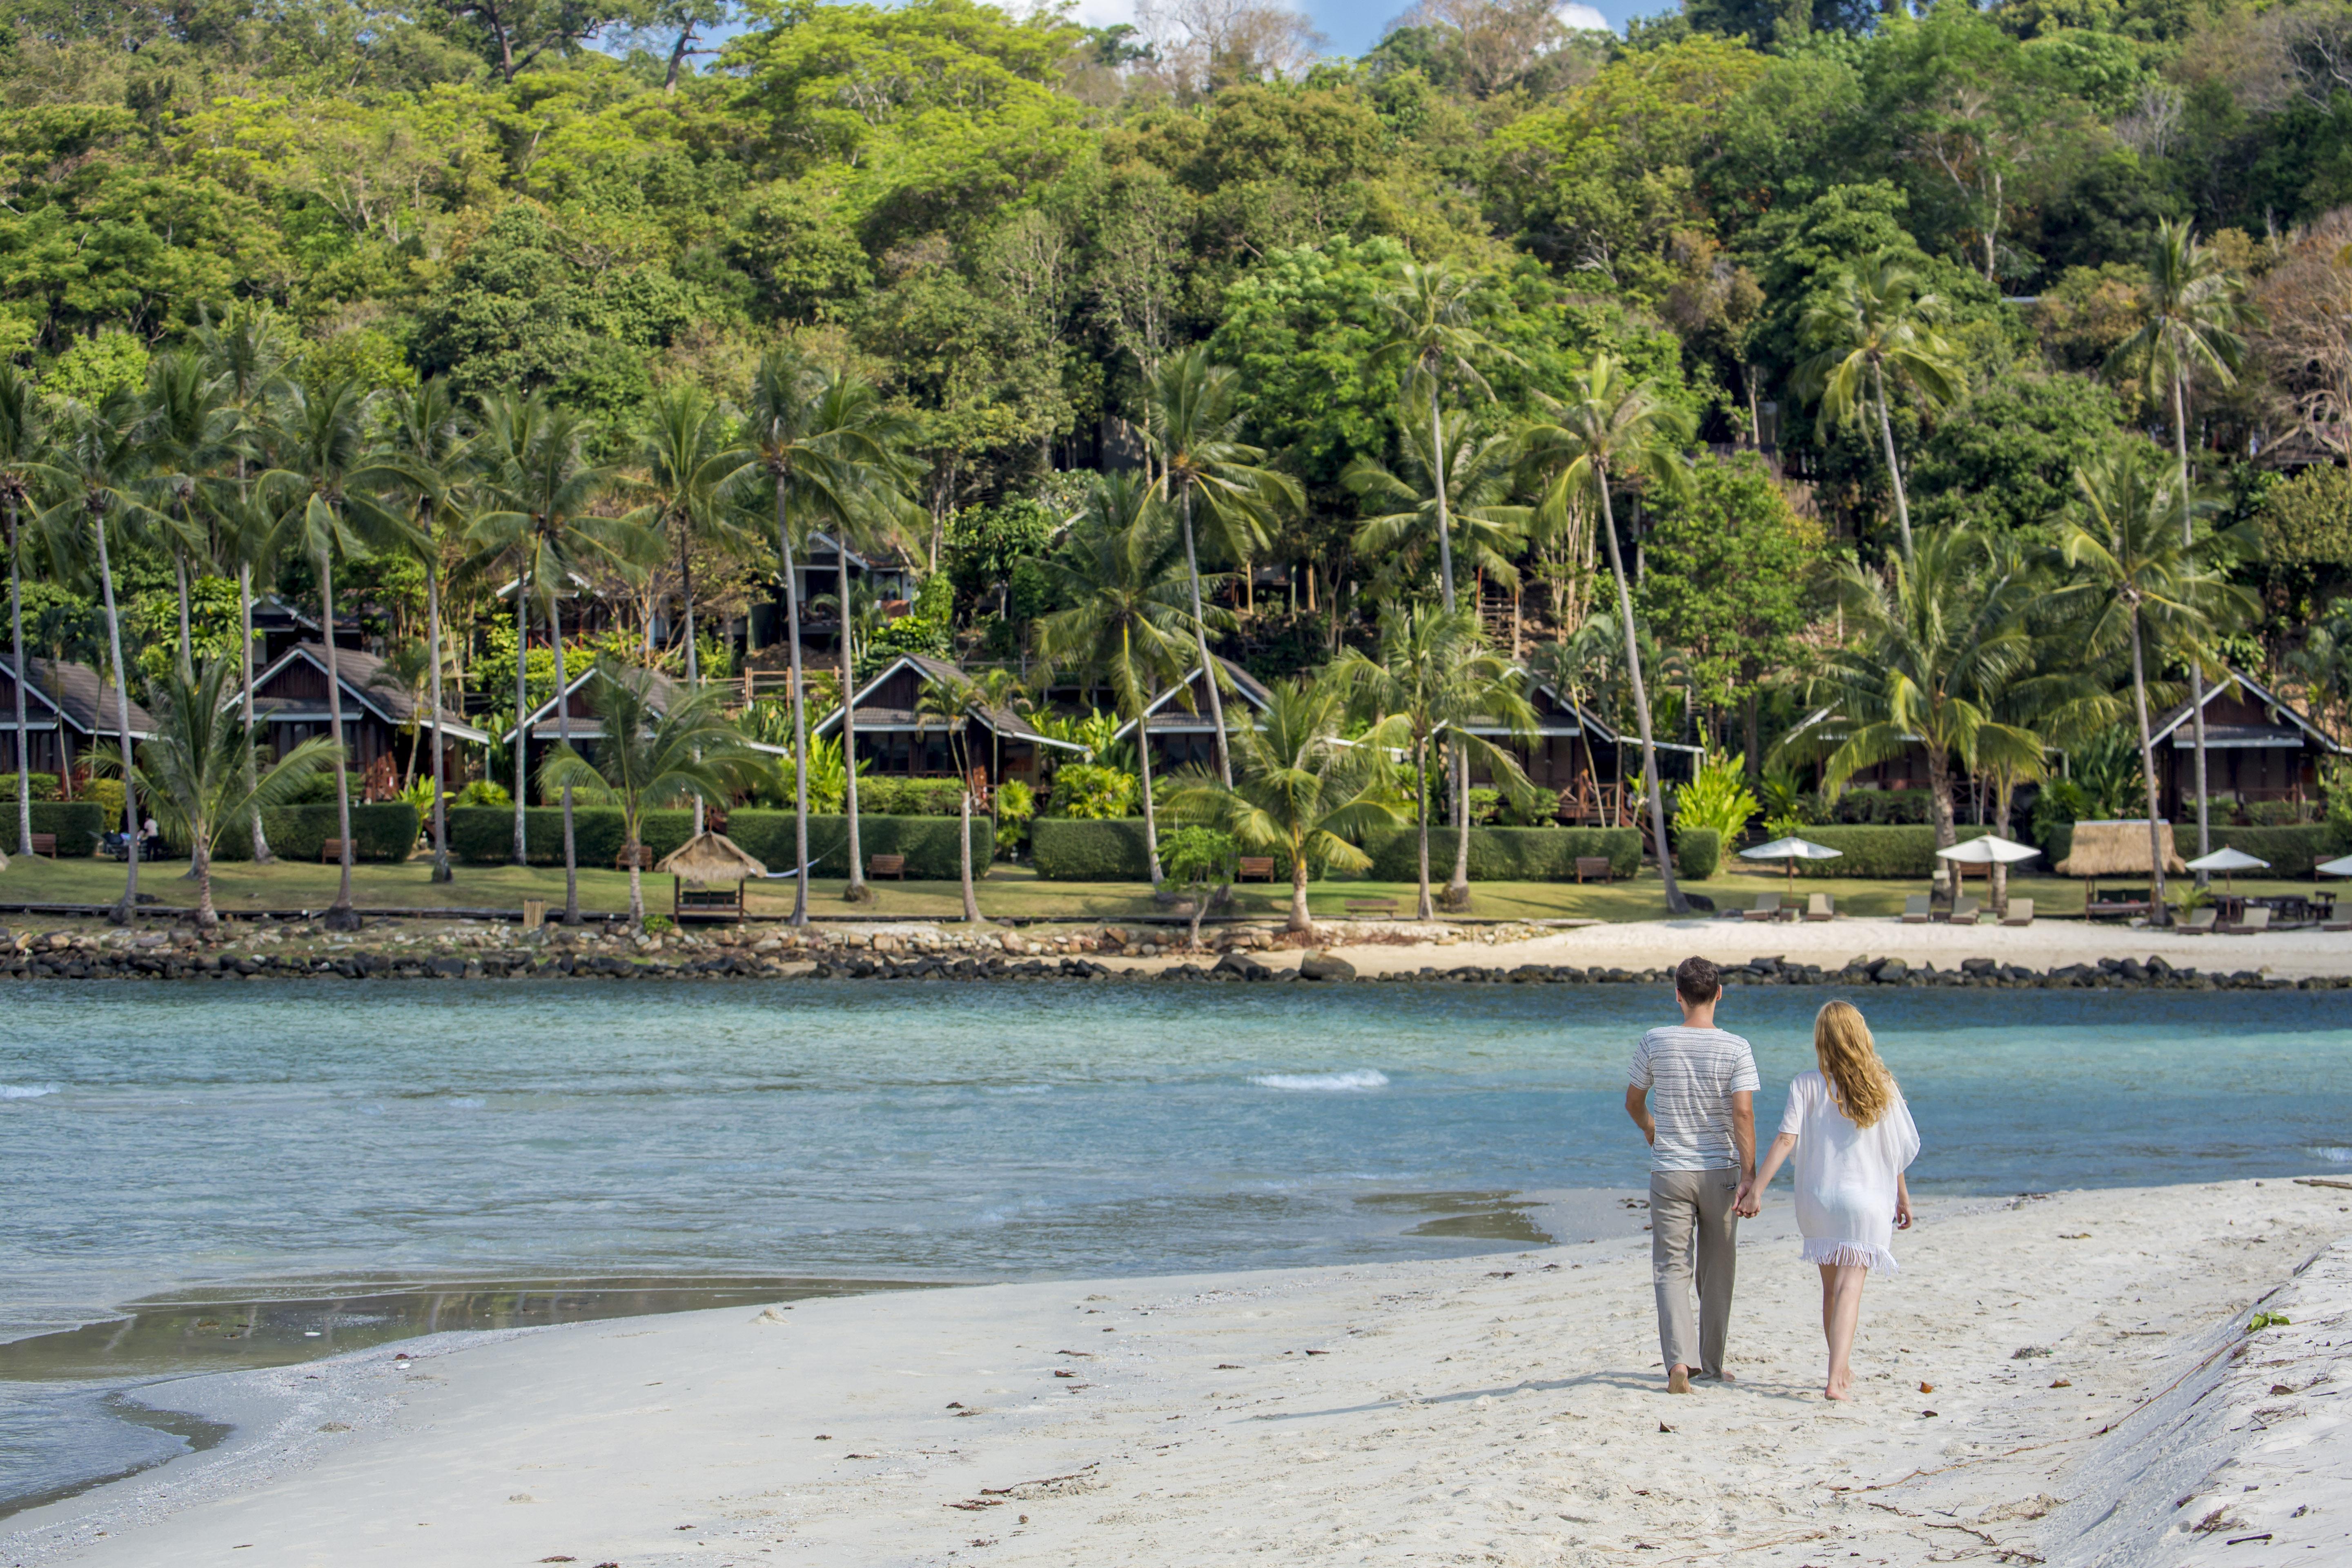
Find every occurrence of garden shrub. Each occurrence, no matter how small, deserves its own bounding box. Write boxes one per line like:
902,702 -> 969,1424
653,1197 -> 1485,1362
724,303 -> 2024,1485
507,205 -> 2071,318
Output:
25,801 -> 107,853
211,804 -> 421,862
1031,818 -> 1154,880
1773,824 -> 1989,877
444,806 -> 693,866
1831,789 -> 1934,825
0,773 -> 61,801
1356,826 -> 1641,882
721,811 -> 990,880
1046,764 -> 1139,819
1676,827 -> 1722,881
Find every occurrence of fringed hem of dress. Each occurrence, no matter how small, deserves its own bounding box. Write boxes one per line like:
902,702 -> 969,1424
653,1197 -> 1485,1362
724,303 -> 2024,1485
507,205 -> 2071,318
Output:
1800,1240 -> 1898,1274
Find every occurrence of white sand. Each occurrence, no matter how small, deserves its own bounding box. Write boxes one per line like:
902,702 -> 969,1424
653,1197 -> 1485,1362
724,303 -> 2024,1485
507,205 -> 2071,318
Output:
10,1178 -> 2349,1567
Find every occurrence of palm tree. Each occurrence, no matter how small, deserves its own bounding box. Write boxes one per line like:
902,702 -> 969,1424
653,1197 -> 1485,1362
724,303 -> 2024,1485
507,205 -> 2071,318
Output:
1795,254 -> 1966,561
2110,220 -> 2261,873
139,349 -> 231,677
912,669 -> 991,925
379,379 -> 473,884
725,351 -> 891,925
1521,354 -> 1698,915
38,388 -> 151,922
1164,676 -> 1406,933
540,659 -> 760,924
470,395 -> 655,925
197,302 -> 295,864
1345,394 -> 1529,610
1334,606 -> 1534,918
0,366 -> 52,858
1139,347 -> 1302,787
1035,471 -> 1216,886
1369,263 -> 1521,614
2060,454 -> 2257,923
130,657 -> 341,927
1802,527 -> 2043,897
262,379 -> 420,930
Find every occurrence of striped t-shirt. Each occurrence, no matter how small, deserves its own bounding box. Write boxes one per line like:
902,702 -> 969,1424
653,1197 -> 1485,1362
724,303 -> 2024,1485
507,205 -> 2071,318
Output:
1629,1025 -> 1761,1172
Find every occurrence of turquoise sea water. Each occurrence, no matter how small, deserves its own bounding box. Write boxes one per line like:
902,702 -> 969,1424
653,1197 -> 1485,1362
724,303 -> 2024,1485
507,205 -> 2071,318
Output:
2,978 -> 2349,1514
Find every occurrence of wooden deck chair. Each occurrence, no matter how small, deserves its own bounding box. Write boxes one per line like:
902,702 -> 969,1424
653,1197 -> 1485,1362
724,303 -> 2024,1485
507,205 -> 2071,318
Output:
1999,897 -> 2034,927
1948,896 -> 1982,926
1900,895 -> 1932,924
1803,893 -> 1835,922
1742,892 -> 1783,922
2224,905 -> 2271,935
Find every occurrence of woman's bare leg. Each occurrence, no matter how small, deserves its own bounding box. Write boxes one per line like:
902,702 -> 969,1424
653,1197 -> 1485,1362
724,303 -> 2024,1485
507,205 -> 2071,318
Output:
1820,1263 -> 1867,1401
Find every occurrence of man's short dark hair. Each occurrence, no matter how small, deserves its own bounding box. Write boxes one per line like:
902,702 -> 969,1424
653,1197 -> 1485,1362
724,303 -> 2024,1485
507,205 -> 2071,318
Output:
1675,956 -> 1720,1006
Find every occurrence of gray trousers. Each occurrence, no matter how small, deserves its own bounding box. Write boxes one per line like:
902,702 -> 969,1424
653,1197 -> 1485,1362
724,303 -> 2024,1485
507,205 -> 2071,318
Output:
1649,1167 -> 1740,1378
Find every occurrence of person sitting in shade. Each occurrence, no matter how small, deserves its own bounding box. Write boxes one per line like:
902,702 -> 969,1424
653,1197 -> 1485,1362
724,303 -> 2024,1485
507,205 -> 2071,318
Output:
1737,999 -> 1919,1401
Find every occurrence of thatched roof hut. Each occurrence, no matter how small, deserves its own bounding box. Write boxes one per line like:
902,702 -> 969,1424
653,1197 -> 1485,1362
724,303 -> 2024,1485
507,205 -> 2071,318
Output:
2054,820 -> 2187,877
657,831 -> 768,885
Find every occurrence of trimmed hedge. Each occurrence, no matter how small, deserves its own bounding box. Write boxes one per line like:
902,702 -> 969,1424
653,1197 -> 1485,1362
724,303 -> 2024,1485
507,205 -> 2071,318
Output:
0,773 -> 62,802
2040,821 -> 2348,879
210,804 -> 421,862
23,801 -> 109,853
1676,827 -> 1722,881
1767,824 -> 1990,878
1357,825 -> 1642,882
445,806 -> 991,880
1032,817 -> 1155,881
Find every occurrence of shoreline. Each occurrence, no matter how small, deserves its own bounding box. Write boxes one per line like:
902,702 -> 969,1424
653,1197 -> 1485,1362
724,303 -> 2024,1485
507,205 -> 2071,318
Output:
7,911 -> 2352,985
8,1177 -> 2348,1567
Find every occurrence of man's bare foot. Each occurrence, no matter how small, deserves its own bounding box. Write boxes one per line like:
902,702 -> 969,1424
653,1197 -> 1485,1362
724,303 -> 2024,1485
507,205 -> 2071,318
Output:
1667,1365 -> 1691,1394
1699,1368 -> 1736,1383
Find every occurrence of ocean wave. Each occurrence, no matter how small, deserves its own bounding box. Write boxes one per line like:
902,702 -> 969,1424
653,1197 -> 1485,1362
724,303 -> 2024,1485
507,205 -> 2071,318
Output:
1249,1069 -> 1390,1092
2310,1146 -> 2352,1164
0,1085 -> 57,1100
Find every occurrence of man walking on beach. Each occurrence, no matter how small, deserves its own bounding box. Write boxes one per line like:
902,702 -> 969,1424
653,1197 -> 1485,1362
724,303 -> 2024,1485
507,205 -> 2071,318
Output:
1625,956 -> 1758,1393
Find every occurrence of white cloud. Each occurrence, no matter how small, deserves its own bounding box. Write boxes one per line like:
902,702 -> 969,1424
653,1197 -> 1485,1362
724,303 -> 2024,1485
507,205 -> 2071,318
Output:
1055,0 -> 1143,27
1557,2 -> 1612,31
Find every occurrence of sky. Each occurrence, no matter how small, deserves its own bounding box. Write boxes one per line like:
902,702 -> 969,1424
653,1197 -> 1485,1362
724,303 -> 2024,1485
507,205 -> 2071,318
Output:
1059,0 -> 1628,55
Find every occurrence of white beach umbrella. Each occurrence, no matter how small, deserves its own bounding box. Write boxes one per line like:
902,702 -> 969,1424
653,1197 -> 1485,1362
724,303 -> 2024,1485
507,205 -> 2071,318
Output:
1738,835 -> 1842,889
2185,844 -> 2270,894
2317,855 -> 2352,878
1933,835 -> 2043,865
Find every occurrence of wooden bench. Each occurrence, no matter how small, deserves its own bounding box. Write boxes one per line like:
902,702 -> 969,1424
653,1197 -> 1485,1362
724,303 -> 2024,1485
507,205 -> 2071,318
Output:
868,853 -> 905,880
25,833 -> 54,858
1236,856 -> 1276,882
1573,855 -> 1613,884
320,839 -> 350,863
615,844 -> 654,870
1343,897 -> 1399,918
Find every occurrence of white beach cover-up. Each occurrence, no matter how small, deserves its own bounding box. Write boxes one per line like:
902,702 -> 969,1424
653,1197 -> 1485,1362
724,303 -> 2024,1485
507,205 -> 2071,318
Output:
1777,1070 -> 1920,1274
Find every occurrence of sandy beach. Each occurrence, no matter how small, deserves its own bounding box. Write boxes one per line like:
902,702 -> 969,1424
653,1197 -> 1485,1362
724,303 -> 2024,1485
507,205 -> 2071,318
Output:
8,1177 -> 2346,1568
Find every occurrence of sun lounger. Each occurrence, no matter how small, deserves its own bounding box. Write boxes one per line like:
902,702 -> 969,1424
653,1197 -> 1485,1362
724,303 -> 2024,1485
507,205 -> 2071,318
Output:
1900,895 -> 1931,924
1803,893 -> 1835,922
1742,892 -> 1784,922
1948,896 -> 1982,927
1998,897 -> 2034,927
2178,906 -> 2216,935
2223,906 -> 2272,935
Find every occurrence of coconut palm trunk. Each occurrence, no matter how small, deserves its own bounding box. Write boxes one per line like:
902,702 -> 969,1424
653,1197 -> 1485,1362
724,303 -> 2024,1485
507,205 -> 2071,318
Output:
1592,468 -> 1686,915
173,551 -> 192,675
426,559 -> 451,882
94,510 -> 140,922
2172,374 -> 2209,871
318,548 -> 359,927
1924,746 -> 1959,902
1177,488 -> 1233,788
1870,359 -> 1915,560
237,565 -> 273,862
777,480 -> 810,927
7,501 -> 29,858
626,815 -> 645,924
958,788 -> 980,924
547,600 -> 580,924
1287,838 -> 1312,931
1415,736 -> 1434,920
512,582 -> 530,865
1134,687 -> 1163,887
2126,599 -> 2169,919
837,549 -> 868,902
680,519 -> 704,838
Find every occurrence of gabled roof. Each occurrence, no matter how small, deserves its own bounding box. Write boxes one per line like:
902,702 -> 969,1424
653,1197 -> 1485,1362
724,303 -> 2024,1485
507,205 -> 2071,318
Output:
0,654 -> 154,739
813,654 -> 1085,750
802,533 -> 919,574
237,644 -> 490,744
2150,668 -> 2345,755
501,665 -> 788,756
1110,656 -> 1276,742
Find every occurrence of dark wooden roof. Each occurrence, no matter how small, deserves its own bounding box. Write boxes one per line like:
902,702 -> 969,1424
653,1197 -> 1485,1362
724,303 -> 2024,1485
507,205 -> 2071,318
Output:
0,654 -> 155,739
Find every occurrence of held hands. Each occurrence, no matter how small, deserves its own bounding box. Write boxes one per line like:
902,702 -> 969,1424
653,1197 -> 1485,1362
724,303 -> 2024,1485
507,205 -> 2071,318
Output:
1733,1180 -> 1762,1219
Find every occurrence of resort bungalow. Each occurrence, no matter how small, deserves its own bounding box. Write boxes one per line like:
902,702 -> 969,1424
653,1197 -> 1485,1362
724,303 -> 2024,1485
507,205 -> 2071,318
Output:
742,533 -> 920,652
234,644 -> 489,798
1110,657 -> 1276,775
503,667 -> 794,791
813,654 -> 1084,798
2149,669 -> 2345,815
0,654 -> 154,783
1775,707 -> 1966,802
1461,674 -> 1704,825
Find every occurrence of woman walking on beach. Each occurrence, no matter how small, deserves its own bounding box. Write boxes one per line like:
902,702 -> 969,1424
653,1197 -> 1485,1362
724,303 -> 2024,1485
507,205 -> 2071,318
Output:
1737,1001 -> 1918,1401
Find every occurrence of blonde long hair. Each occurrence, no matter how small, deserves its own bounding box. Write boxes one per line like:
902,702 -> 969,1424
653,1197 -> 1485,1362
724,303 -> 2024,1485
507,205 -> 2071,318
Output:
1813,1000 -> 1898,1129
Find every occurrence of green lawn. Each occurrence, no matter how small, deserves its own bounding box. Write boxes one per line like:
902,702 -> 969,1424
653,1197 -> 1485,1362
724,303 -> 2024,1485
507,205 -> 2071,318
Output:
4,850 -> 2326,924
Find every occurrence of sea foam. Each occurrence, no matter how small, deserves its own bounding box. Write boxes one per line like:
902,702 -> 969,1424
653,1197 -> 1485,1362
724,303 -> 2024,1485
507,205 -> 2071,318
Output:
0,1085 -> 57,1100
1249,1069 -> 1389,1092
2311,1146 -> 2352,1164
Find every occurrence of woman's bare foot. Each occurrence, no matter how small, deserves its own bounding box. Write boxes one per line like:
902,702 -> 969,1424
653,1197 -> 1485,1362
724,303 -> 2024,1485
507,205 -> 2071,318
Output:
1823,1373 -> 1853,1402
1667,1365 -> 1692,1394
